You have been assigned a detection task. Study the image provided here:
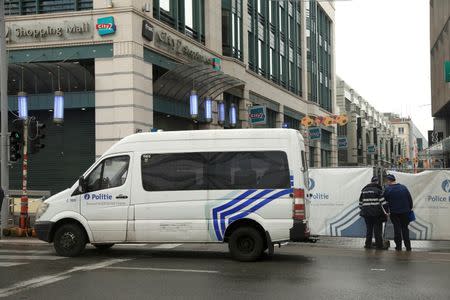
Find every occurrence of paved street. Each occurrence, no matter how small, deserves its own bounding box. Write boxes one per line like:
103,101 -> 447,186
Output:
0,238 -> 449,300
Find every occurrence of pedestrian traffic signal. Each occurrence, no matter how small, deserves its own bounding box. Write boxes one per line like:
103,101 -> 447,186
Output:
9,130 -> 22,162
29,119 -> 46,154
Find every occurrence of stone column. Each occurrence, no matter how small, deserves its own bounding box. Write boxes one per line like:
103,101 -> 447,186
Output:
204,0 -> 222,53
347,105 -> 358,165
275,106 -> 284,129
330,131 -> 338,167
239,88 -> 252,129
361,118 -> 367,165
95,42 -> 153,158
314,140 -> 322,167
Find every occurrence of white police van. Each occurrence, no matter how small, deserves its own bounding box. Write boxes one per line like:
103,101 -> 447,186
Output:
34,129 -> 310,261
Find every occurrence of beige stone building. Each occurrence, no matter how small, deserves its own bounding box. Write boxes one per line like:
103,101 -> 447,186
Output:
4,0 -> 338,193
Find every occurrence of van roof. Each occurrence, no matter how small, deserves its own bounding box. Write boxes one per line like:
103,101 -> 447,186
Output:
105,128 -> 303,155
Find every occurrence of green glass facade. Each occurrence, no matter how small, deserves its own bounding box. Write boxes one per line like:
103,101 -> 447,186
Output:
153,0 -> 205,44
307,0 -> 332,112
247,0 -> 302,96
4,0 -> 92,15
222,0 -> 243,61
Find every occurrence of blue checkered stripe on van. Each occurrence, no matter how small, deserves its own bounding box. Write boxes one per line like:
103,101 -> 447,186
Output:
212,188 -> 293,241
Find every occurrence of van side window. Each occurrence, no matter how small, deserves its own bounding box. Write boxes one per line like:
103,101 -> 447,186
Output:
141,153 -> 207,191
140,151 -> 290,191
208,151 -> 290,189
85,156 -> 130,193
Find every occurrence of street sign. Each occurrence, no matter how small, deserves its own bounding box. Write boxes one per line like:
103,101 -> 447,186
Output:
249,106 -> 267,125
367,144 -> 376,155
338,136 -> 348,149
308,127 -> 321,141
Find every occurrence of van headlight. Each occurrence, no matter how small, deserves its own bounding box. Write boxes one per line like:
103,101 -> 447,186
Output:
36,202 -> 49,220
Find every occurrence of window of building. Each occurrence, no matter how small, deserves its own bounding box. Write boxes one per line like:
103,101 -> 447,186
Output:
141,151 -> 290,191
154,0 -> 205,44
5,0 -> 93,15
398,127 -> 405,134
222,0 -> 243,60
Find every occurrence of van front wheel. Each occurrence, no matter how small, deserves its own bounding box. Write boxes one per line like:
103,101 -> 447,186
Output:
53,223 -> 86,257
228,227 -> 264,262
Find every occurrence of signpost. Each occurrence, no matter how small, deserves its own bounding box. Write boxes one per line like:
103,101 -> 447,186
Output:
338,136 -> 348,150
308,127 -> 321,141
367,144 -> 376,155
248,105 -> 267,126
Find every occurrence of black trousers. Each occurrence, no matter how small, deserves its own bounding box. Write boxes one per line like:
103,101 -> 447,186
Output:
364,216 -> 383,248
390,213 -> 411,250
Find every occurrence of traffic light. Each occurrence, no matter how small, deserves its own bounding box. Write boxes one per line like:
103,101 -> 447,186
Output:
9,120 -> 24,162
29,118 -> 46,154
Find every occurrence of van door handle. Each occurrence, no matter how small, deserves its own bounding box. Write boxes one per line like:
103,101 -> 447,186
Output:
116,194 -> 128,199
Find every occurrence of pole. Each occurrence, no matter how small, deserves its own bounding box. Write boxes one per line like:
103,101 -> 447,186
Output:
19,120 -> 28,233
0,1 -> 9,239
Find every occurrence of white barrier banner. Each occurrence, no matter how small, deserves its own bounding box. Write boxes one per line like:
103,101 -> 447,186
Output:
390,170 -> 450,240
309,168 -> 450,240
308,168 -> 373,236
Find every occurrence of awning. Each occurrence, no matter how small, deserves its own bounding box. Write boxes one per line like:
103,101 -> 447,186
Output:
153,63 -> 244,101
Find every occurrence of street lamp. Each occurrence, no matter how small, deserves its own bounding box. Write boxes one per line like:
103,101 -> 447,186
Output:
53,91 -> 64,124
204,97 -> 212,123
218,101 -> 225,126
229,104 -> 237,128
189,90 -> 198,119
17,92 -> 28,120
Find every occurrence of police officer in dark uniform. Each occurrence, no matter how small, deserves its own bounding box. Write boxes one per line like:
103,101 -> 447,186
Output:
359,176 -> 389,249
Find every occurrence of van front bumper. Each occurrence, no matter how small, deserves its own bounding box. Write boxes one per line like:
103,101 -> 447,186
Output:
34,221 -> 55,242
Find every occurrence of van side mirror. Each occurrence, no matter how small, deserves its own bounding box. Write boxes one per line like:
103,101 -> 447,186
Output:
78,176 -> 87,193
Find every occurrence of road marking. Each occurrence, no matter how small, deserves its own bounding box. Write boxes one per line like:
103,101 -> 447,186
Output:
370,268 -> 386,271
106,266 -> 219,274
0,255 -> 63,260
152,243 -> 182,249
0,262 -> 27,267
0,249 -> 51,254
0,258 -> 131,298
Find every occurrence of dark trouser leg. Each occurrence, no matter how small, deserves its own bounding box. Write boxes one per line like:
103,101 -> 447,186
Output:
390,214 -> 402,250
364,217 -> 374,247
373,219 -> 383,248
400,213 -> 411,250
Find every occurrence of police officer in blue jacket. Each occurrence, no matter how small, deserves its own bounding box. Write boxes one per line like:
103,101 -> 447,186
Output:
359,176 -> 389,249
384,174 -> 413,251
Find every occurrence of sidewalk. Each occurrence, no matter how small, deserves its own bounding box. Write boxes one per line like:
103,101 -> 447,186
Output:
301,236 -> 450,252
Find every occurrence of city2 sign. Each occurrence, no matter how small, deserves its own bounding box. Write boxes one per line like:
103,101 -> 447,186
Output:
249,106 -> 267,125
367,144 -> 376,155
308,127 -> 321,141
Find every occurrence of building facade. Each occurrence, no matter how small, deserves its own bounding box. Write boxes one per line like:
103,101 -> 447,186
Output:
430,0 -> 450,166
336,77 -> 404,167
3,0 -> 337,194
385,114 -> 428,169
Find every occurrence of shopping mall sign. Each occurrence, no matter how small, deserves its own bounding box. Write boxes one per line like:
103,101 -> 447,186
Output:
308,127 -> 321,141
249,106 -> 267,125
338,136 -> 348,149
367,144 -> 376,155
155,29 -> 213,65
96,16 -> 116,36
6,17 -> 93,44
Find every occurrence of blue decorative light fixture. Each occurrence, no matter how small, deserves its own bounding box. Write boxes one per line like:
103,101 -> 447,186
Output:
53,91 -> 64,124
190,90 -> 198,119
218,101 -> 225,126
229,104 -> 237,128
17,92 -> 28,120
204,97 -> 212,123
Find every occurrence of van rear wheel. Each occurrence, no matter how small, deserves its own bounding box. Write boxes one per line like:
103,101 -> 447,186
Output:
228,227 -> 264,262
53,223 -> 86,257
93,243 -> 115,251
